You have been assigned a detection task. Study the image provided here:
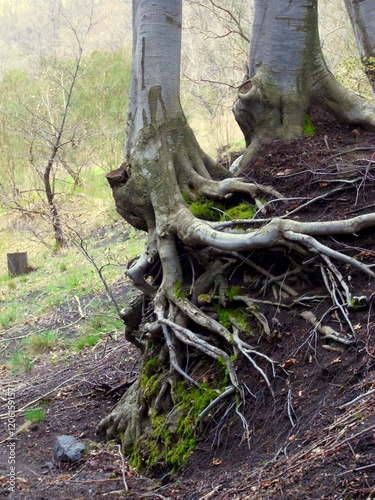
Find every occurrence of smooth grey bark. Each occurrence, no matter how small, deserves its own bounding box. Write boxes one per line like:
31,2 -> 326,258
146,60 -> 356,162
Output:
233,0 -> 375,173
344,0 -> 375,91
125,0 -> 183,155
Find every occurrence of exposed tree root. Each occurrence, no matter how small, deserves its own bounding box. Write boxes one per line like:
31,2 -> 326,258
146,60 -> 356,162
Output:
100,117 -> 375,475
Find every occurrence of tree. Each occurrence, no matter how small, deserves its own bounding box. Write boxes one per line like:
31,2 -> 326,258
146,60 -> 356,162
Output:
98,0 -> 375,473
344,0 -> 375,92
233,0 -> 375,171
0,0 -> 132,248
0,3 -> 96,248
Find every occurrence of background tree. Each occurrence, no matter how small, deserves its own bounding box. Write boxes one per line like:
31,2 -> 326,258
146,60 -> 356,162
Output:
99,0 -> 375,473
344,0 -> 375,92
5,5 -> 95,247
0,0 -> 132,248
233,0 -> 375,171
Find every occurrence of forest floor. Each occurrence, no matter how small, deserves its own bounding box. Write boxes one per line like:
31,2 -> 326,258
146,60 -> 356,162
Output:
0,110 -> 374,499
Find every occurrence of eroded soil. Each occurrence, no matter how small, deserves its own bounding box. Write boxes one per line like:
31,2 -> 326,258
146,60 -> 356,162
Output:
1,111 -> 374,499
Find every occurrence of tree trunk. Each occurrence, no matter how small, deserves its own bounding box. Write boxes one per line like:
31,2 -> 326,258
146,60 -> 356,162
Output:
125,0 -> 183,156
344,0 -> 375,92
232,0 -> 375,173
44,158 -> 65,248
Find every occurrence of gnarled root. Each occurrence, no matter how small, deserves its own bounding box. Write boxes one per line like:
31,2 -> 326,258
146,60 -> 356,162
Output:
99,117 -> 375,474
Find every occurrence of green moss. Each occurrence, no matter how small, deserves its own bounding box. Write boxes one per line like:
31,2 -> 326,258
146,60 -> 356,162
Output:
303,113 -> 315,137
140,356 -> 164,397
223,202 -> 256,220
131,380 -> 227,474
174,281 -> 188,299
226,286 -> 243,298
24,407 -> 46,423
143,356 -> 161,376
215,305 -> 250,333
189,198 -> 223,221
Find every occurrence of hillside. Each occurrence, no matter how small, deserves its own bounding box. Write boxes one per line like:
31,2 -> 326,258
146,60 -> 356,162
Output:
0,111 -> 374,499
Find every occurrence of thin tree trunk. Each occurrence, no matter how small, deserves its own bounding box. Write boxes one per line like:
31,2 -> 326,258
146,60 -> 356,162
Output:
44,156 -> 65,248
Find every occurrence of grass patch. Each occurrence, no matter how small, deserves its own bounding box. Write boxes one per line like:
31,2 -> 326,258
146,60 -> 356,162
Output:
0,305 -> 17,328
85,313 -> 121,333
73,332 -> 103,351
8,350 -> 33,374
24,330 -> 58,355
24,407 -> 46,423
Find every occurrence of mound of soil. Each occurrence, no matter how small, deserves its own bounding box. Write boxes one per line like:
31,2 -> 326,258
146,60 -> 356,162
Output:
0,111 -> 374,499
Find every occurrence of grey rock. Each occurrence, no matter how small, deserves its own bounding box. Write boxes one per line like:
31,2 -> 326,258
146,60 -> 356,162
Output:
54,435 -> 85,463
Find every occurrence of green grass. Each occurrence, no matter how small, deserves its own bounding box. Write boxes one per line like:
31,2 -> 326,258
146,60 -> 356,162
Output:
73,332 -> 103,351
24,407 -> 46,423
24,330 -> 57,355
0,305 -> 17,328
85,312 -> 121,331
8,350 -> 33,374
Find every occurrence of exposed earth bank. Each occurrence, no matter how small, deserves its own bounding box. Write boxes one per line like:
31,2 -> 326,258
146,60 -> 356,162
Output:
1,110 -> 374,499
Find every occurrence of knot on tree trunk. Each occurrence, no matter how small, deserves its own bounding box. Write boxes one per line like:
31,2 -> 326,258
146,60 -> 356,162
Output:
106,162 -> 130,188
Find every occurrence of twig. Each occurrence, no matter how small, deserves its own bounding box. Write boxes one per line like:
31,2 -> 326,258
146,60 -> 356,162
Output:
199,484 -> 222,500
68,227 -> 122,316
74,295 -> 85,319
326,424 -> 375,452
338,462 -> 375,476
339,388 -> 375,409
326,146 -> 374,160
287,387 -> 296,428
246,261 -> 298,297
117,444 -> 128,491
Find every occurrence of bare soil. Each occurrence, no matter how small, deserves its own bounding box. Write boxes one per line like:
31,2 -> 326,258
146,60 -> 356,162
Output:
1,111 -> 374,499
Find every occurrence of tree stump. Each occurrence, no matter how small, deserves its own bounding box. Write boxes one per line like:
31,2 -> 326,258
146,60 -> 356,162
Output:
7,252 -> 28,277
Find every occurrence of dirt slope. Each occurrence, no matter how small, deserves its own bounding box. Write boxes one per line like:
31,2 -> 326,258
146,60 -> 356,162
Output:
0,111 -> 374,499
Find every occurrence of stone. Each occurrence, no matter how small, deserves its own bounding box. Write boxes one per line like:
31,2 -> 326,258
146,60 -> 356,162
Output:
54,435 -> 86,463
